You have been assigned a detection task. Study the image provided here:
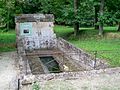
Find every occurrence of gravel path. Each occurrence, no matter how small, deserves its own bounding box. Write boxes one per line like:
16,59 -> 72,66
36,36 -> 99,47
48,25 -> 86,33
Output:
39,73 -> 120,90
0,52 -> 19,90
23,68 -> 120,90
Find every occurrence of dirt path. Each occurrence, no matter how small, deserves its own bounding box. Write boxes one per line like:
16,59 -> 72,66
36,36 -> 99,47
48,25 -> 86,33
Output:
0,52 -> 19,90
39,72 -> 120,90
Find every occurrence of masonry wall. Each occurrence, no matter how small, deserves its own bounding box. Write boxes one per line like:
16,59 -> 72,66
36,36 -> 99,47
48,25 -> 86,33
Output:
15,14 -> 57,51
57,38 -> 109,70
15,14 -> 56,77
34,67 -> 120,81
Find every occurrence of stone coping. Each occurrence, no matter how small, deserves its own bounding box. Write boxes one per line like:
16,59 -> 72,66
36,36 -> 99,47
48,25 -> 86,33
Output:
15,14 -> 54,23
21,67 -> 120,86
34,67 -> 120,81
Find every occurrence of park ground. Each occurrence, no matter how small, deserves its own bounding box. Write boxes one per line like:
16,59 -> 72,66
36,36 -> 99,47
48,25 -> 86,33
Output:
0,26 -> 120,90
35,72 -> 120,90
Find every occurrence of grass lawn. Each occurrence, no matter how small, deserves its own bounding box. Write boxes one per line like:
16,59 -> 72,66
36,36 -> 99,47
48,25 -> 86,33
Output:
54,25 -> 120,67
0,30 -> 16,52
0,26 -> 120,67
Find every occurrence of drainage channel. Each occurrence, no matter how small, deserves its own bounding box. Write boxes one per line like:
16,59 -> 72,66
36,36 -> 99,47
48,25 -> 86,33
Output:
27,56 -> 62,75
27,54 -> 85,75
27,56 -> 45,75
39,56 -> 62,73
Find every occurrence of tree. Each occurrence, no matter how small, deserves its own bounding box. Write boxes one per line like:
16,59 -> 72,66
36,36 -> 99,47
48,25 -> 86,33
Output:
0,0 -> 15,30
106,0 -> 120,32
2,0 -> 120,34
93,0 -> 100,30
99,0 -> 104,35
74,0 -> 79,36
94,5 -> 99,29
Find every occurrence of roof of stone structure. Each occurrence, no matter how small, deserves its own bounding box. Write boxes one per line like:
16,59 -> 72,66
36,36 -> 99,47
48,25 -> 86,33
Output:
15,14 -> 54,23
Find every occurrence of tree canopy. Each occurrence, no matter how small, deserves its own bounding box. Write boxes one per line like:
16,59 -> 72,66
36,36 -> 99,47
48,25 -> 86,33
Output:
0,0 -> 120,34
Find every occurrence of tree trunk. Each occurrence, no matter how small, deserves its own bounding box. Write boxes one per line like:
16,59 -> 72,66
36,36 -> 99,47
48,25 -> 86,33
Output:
99,0 -> 104,36
7,8 -> 10,31
74,0 -> 79,36
74,22 -> 79,36
117,22 -> 120,32
94,5 -> 99,30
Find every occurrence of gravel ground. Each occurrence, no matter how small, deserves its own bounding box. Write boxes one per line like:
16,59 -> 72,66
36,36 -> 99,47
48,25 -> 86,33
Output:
39,73 -> 120,90
0,52 -> 19,90
22,69 -> 120,90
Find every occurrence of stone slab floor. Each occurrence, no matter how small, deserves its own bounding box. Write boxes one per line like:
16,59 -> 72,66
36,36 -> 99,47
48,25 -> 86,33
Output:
38,73 -> 120,90
33,74 -> 120,90
23,69 -> 120,90
0,52 -> 19,90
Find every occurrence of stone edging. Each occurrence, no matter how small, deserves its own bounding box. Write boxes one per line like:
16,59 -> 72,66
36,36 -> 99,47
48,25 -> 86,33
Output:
34,67 -> 120,82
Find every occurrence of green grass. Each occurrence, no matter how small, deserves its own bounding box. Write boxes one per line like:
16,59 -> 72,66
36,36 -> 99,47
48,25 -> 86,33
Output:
54,25 -> 120,67
0,30 -> 16,52
54,25 -> 74,38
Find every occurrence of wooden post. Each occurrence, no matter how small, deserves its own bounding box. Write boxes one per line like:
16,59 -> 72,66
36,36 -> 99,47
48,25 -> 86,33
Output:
18,79 -> 20,90
94,51 -> 97,69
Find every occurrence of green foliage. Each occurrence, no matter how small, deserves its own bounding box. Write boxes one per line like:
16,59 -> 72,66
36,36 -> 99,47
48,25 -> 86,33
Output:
32,82 -> 40,90
0,0 -> 120,29
0,0 -> 15,29
106,0 -> 120,23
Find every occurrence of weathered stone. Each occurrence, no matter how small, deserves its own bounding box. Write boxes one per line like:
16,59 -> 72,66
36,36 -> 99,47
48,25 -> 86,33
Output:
15,14 -> 54,23
57,37 -> 109,70
21,75 -> 35,85
34,67 -> 120,82
16,14 -> 56,51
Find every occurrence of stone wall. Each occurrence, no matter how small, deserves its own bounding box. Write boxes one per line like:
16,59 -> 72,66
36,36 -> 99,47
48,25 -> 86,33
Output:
21,67 -> 120,83
16,14 -> 57,51
57,38 -> 109,70
35,67 -> 120,81
16,14 -> 58,81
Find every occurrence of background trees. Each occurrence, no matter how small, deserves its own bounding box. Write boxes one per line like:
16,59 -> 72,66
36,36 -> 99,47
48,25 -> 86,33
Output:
106,0 -> 120,32
0,0 -> 15,30
0,0 -> 120,34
